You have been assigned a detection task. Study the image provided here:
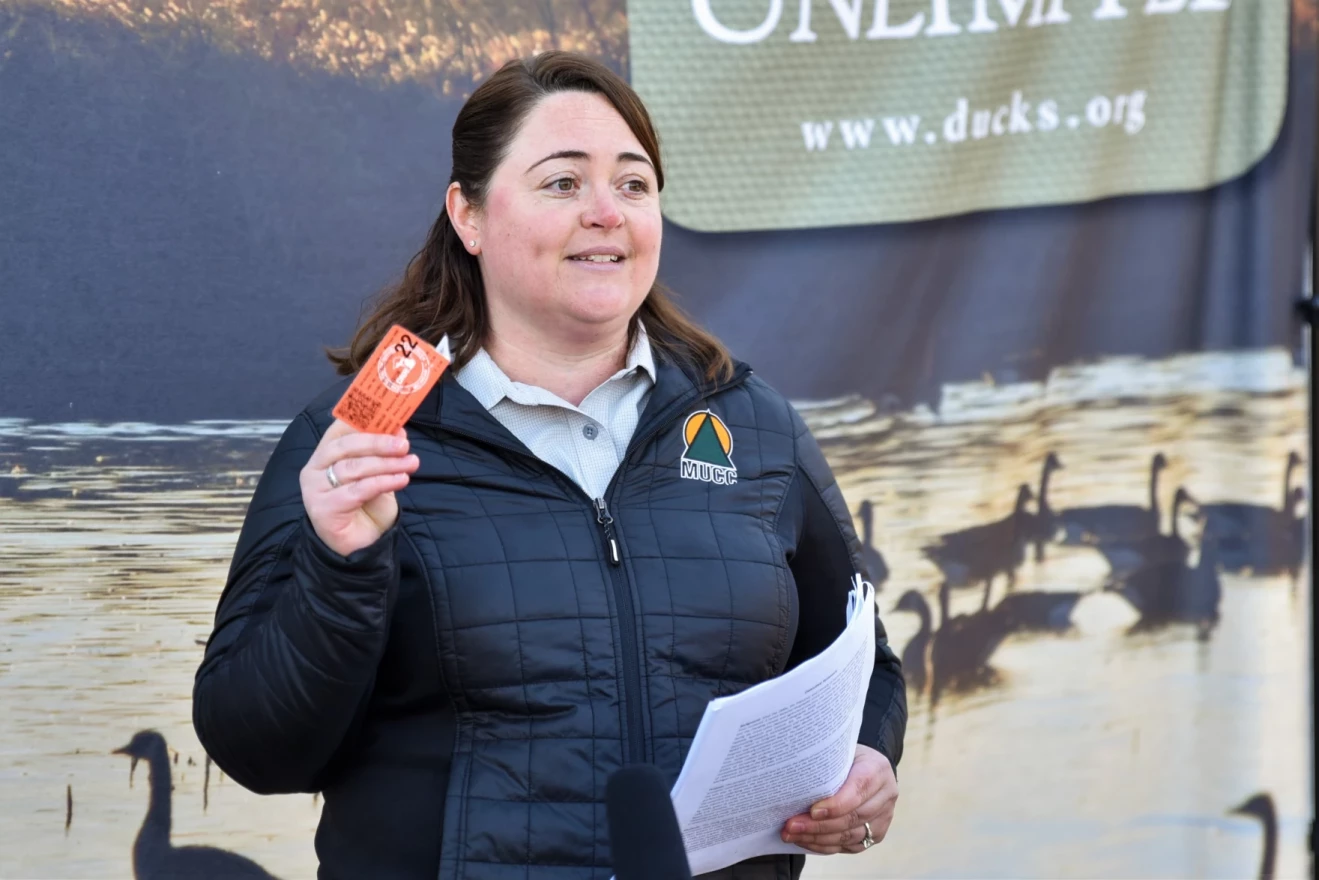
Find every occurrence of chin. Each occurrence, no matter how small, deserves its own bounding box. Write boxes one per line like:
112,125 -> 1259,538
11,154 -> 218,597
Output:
565,285 -> 646,325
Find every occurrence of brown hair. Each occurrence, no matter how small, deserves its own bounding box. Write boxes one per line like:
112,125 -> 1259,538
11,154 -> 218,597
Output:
328,51 -> 733,383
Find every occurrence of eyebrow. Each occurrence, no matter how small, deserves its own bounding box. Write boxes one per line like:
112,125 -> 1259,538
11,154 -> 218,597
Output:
526,150 -> 654,173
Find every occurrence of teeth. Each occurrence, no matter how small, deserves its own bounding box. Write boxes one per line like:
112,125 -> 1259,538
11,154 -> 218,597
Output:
574,255 -> 620,262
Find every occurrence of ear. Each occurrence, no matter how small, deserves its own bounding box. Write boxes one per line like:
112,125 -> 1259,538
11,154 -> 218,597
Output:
446,181 -> 480,254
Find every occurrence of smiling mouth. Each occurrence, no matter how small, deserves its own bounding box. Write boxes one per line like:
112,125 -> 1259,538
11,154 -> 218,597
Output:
569,254 -> 623,263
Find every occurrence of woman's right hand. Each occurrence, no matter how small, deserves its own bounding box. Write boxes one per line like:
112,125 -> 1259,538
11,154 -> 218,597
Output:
300,419 -> 421,557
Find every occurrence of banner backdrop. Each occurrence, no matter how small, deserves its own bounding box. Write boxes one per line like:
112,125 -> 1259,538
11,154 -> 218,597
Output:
0,1 -> 1313,878
631,0 -> 1290,229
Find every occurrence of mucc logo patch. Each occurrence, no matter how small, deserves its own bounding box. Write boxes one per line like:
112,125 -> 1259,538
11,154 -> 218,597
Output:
680,410 -> 737,485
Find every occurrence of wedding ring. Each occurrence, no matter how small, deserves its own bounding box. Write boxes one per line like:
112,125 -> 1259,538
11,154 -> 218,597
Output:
325,464 -> 341,489
861,821 -> 875,849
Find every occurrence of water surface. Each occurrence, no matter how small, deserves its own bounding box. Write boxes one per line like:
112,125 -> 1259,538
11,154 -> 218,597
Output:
1,350 -> 1309,878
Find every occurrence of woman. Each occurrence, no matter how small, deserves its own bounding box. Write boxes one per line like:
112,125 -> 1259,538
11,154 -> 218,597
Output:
194,51 -> 905,879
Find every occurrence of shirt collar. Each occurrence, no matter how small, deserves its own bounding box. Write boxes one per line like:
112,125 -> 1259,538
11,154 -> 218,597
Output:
453,322 -> 656,413
624,321 -> 657,383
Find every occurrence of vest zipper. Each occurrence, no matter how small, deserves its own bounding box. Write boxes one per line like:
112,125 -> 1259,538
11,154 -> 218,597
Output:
595,493 -> 645,765
422,364 -> 753,766
591,377 -> 748,764
594,498 -> 622,565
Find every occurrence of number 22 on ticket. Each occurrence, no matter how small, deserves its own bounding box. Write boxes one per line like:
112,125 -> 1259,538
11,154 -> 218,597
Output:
332,325 -> 449,435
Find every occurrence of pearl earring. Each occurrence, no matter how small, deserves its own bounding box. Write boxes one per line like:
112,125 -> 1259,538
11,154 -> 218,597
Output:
469,240 -> 477,249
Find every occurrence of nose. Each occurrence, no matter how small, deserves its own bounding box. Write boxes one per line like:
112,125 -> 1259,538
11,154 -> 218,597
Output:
580,183 -> 624,230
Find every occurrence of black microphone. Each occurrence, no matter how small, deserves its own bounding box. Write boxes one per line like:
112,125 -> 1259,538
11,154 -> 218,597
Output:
606,764 -> 694,880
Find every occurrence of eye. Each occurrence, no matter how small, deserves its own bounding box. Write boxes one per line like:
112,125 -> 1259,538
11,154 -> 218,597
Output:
623,179 -> 650,195
548,177 -> 577,193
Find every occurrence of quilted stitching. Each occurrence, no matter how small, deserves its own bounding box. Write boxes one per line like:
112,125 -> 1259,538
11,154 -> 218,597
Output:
409,375 -> 805,879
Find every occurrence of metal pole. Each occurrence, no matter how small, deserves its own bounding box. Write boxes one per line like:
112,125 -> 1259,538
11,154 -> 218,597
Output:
1296,27 -> 1319,868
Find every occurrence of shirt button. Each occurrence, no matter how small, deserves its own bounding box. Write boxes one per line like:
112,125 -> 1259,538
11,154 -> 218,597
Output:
582,424 -> 599,441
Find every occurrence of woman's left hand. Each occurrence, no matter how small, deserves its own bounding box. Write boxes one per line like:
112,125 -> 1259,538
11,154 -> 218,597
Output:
779,745 -> 897,854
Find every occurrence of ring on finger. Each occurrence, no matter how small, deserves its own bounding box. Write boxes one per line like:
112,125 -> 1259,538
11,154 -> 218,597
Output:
861,821 -> 875,849
325,464 -> 341,490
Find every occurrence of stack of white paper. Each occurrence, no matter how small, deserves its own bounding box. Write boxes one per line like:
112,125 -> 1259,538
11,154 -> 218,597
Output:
668,574 -> 878,876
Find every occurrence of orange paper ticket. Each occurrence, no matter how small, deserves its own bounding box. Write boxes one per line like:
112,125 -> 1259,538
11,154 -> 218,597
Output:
332,325 -> 449,434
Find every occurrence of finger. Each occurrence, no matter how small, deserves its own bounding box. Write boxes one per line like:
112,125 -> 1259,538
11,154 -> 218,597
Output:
319,472 -> 411,511
337,472 -> 411,508
792,787 -> 876,836
793,840 -> 867,856
813,756 -> 879,815
793,820 -> 876,856
780,811 -> 811,832
329,431 -> 411,464
780,786 -> 896,844
814,801 -> 894,849
322,420 -> 406,441
789,756 -> 892,836
312,431 -> 410,468
328,454 -> 420,486
785,781 -> 896,839
321,418 -> 356,441
784,821 -> 866,848
785,810 -> 875,845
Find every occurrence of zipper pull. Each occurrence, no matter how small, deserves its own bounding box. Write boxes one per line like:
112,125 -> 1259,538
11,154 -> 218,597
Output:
594,497 -> 621,566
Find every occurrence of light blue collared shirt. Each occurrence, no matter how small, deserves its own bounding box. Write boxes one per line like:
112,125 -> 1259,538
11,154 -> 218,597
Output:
452,326 -> 657,500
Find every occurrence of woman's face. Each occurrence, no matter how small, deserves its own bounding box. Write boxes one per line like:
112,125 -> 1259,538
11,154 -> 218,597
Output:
465,91 -> 662,344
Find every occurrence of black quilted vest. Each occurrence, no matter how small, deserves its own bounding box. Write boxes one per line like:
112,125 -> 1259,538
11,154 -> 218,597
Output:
395,355 -> 809,879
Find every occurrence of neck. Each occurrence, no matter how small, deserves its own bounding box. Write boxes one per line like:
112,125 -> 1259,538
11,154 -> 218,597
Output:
1149,464 -> 1162,517
914,601 -> 933,636
485,314 -> 631,407
1282,459 -> 1297,510
1259,825 -> 1276,880
1255,812 -> 1276,880
1039,465 -> 1053,508
139,750 -> 172,851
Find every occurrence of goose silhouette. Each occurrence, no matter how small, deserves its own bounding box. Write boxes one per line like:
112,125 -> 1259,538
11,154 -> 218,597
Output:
856,500 -> 890,590
1202,452 -> 1307,582
1106,534 -> 1222,638
1229,793 -> 1277,880
988,589 -> 1085,633
1060,453 -> 1168,545
1096,487 -> 1199,580
928,581 -> 1013,705
113,730 -> 278,879
894,576 -> 1084,710
894,582 -> 1018,707
923,484 -> 1035,602
1025,453 -> 1064,562
893,589 -> 934,698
